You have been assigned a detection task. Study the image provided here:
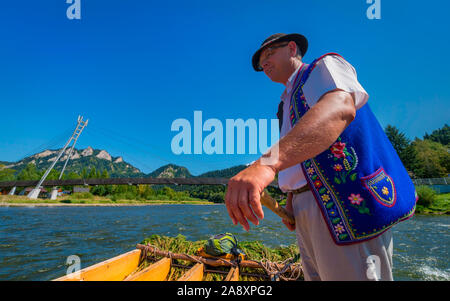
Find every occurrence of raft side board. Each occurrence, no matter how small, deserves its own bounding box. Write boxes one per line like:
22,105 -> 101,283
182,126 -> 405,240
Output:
53,249 -> 141,281
177,263 -> 204,281
224,267 -> 239,281
124,257 -> 171,281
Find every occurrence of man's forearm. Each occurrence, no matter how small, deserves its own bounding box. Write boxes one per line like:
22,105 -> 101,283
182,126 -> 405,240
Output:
260,90 -> 356,173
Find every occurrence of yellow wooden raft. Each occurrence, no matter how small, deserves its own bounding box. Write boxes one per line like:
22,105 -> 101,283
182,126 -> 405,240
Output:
53,248 -> 243,281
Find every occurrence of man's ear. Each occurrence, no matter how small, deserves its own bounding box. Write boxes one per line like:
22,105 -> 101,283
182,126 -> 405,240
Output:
288,41 -> 297,57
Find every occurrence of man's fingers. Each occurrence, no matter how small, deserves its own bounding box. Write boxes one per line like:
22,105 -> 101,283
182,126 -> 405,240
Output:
224,187 -> 237,225
238,189 -> 259,227
230,188 -> 249,231
282,219 -> 296,231
225,187 -> 235,224
225,182 -> 251,231
249,187 -> 264,220
282,195 -> 295,231
226,202 -> 238,226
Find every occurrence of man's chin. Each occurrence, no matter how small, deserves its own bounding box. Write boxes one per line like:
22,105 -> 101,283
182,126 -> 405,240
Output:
268,75 -> 282,84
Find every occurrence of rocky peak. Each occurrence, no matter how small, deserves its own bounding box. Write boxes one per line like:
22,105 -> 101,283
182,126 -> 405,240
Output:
113,156 -> 123,163
61,150 -> 80,161
158,166 -> 176,178
96,150 -> 112,161
34,150 -> 56,159
1,146 -> 147,178
81,146 -> 94,157
148,164 -> 192,178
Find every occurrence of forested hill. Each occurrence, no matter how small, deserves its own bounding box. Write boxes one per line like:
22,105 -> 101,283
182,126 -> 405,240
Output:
1,146 -> 144,178
0,148 -> 248,181
197,165 -> 247,178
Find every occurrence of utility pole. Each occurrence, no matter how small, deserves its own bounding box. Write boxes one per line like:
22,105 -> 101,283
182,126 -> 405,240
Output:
28,116 -> 89,199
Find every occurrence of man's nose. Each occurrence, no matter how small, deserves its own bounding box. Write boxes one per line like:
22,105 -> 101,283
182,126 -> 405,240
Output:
261,60 -> 270,70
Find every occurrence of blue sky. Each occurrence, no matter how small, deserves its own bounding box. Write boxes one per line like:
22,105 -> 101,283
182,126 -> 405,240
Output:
0,0 -> 448,175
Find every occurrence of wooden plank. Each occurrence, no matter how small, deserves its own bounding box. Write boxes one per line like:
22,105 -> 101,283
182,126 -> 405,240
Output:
124,258 -> 171,281
224,267 -> 239,281
53,249 -> 141,281
167,268 -> 176,281
177,263 -> 204,281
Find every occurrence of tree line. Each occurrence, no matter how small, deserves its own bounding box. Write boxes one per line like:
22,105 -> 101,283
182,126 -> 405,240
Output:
384,124 -> 449,178
0,164 -> 230,202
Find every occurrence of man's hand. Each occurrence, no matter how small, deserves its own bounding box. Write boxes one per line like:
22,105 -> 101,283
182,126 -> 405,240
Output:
225,90 -> 355,232
225,161 -> 276,231
282,192 -> 296,231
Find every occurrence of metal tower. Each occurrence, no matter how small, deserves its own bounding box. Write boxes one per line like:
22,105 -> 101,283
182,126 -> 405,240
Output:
27,116 -> 89,199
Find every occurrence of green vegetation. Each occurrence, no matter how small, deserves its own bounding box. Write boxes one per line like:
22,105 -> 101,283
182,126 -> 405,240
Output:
93,183 -> 214,203
0,165 -> 218,205
198,165 -> 247,178
384,125 -> 418,172
416,185 -> 437,207
411,139 -> 449,178
385,124 -> 449,178
0,161 -> 284,204
0,164 -> 15,181
70,192 -> 95,200
424,124 -> 450,146
139,234 -> 301,281
414,190 -> 450,215
0,163 -> 220,204
147,164 -> 192,178
0,194 -> 214,205
384,124 -> 449,214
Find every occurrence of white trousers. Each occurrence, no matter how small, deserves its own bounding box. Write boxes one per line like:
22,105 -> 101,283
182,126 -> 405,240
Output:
292,190 -> 394,281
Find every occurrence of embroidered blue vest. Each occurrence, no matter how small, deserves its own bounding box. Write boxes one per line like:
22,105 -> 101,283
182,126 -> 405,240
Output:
289,53 -> 417,245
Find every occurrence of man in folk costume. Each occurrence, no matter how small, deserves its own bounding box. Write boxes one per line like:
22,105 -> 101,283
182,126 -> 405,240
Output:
225,33 -> 417,281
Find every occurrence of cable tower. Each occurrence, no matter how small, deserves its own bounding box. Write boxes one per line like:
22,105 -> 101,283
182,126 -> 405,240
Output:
27,116 -> 88,199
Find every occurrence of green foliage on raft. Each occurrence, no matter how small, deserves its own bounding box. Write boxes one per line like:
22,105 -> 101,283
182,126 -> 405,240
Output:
140,234 -> 301,281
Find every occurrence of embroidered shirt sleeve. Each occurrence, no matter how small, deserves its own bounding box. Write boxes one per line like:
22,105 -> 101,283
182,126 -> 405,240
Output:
302,55 -> 369,110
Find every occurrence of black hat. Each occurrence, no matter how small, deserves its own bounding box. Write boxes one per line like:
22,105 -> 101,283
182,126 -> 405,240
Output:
252,33 -> 308,72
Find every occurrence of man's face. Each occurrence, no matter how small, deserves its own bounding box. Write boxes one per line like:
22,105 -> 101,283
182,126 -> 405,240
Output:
259,41 -> 293,83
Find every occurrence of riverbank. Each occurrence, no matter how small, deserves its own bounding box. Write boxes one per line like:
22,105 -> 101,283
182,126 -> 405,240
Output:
0,195 -> 215,206
415,193 -> 450,215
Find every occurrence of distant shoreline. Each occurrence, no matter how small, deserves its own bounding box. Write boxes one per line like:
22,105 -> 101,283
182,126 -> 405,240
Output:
0,195 -> 217,207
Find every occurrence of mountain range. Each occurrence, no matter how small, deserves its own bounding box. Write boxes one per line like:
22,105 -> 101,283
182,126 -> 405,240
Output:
0,147 -> 247,179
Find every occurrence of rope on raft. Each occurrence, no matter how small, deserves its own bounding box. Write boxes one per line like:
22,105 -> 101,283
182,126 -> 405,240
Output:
260,256 -> 303,281
138,243 -> 303,281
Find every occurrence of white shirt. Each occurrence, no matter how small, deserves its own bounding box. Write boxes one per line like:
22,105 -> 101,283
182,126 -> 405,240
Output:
278,54 -> 369,193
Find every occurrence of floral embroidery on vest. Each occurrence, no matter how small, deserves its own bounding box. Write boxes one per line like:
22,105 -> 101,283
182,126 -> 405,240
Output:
329,139 -> 359,185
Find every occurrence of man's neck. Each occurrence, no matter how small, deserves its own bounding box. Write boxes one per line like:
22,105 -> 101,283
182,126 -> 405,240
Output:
282,60 -> 303,86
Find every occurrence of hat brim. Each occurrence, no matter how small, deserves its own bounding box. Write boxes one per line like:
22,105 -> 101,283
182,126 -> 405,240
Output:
252,33 -> 308,72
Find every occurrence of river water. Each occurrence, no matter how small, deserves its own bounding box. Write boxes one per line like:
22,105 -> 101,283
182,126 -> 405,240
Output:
0,205 -> 448,281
